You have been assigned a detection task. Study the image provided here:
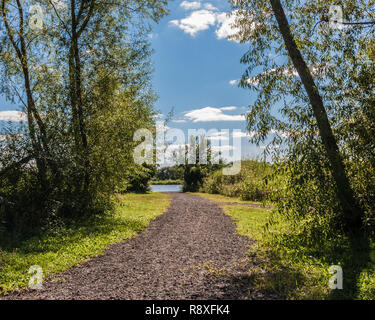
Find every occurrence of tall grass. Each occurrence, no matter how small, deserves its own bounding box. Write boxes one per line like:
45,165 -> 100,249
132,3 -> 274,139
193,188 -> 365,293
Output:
200,160 -> 280,201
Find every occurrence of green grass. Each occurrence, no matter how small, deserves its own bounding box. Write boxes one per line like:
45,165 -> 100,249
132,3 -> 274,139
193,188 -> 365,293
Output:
196,192 -> 375,300
0,192 -> 170,294
193,192 -> 261,205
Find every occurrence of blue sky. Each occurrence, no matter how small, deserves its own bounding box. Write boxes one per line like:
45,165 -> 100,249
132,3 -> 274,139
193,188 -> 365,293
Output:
0,0 -> 269,161
149,0 -> 266,160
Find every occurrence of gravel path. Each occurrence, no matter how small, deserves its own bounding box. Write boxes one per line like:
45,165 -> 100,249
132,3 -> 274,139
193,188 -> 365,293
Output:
3,193 -> 270,300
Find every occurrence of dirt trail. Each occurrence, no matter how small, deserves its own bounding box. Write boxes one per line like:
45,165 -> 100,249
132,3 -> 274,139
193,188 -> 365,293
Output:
3,193 -> 270,300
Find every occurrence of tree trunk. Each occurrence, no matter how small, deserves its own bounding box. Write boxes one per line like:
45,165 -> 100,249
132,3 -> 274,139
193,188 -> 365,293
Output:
2,0 -> 50,189
269,0 -> 363,233
70,0 -> 90,191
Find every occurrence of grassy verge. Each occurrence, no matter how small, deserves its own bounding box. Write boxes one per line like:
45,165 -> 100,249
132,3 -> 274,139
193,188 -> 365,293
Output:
192,192 -> 261,205
0,192 -> 170,294
196,192 -> 375,300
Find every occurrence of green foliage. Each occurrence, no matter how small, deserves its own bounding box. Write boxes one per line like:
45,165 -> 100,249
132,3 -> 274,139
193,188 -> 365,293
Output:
125,163 -> 157,193
0,193 -> 170,294
231,0 -> 375,297
201,160 -> 277,201
182,136 -> 225,192
183,163 -> 205,192
154,165 -> 184,181
0,0 -> 169,240
232,0 -> 375,231
200,193 -> 375,300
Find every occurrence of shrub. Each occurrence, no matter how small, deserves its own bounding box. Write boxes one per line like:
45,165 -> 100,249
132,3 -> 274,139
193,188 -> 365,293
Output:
200,160 -> 276,202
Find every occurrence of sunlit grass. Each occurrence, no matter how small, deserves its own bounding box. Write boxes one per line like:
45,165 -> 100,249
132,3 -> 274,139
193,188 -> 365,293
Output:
192,192 -> 261,205
196,192 -> 375,300
0,192 -> 170,294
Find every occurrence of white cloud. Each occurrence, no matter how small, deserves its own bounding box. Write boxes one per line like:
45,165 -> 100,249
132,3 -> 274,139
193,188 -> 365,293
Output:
207,131 -> 230,141
172,119 -> 187,123
0,111 -> 27,122
208,130 -> 256,141
184,106 -> 245,122
229,79 -> 238,86
204,3 -> 218,10
215,12 -> 240,42
169,9 -> 217,36
245,64 -> 328,87
169,8 -> 240,41
220,106 -> 237,111
180,1 -> 201,10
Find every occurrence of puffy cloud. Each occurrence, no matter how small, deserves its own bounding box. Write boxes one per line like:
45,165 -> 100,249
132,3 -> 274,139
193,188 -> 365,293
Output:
215,12 -> 240,42
0,111 -> 27,122
184,106 -> 245,122
180,1 -> 201,10
169,9 -> 217,36
169,7 -> 239,41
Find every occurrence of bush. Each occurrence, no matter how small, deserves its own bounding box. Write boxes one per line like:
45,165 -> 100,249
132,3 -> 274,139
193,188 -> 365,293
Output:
183,164 -> 204,192
124,163 -> 157,193
200,160 -> 276,202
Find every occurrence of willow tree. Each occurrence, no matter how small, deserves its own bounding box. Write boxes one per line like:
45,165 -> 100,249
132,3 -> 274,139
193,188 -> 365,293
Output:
231,0 -> 375,234
0,0 -> 168,234
0,0 -> 51,189
42,0 -> 167,197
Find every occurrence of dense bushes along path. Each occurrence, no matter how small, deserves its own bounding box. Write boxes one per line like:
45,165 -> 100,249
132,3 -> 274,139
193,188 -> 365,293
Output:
4,193 -> 271,300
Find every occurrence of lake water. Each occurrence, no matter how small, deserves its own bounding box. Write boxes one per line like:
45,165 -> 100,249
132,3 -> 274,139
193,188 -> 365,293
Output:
150,184 -> 183,193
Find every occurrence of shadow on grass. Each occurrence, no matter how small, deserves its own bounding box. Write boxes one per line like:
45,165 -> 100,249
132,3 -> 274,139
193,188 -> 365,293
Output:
0,214 -> 146,255
201,266 -> 303,300
328,234 -> 372,300
202,232 -> 374,300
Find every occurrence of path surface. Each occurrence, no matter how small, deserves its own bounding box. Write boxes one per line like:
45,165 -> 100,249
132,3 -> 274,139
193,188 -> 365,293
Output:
4,193 -> 269,300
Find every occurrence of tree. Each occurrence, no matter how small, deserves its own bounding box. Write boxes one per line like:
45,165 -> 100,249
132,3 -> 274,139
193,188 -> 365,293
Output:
0,0 -> 169,236
268,0 -> 363,232
231,0 -> 375,234
1,0 -> 50,189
